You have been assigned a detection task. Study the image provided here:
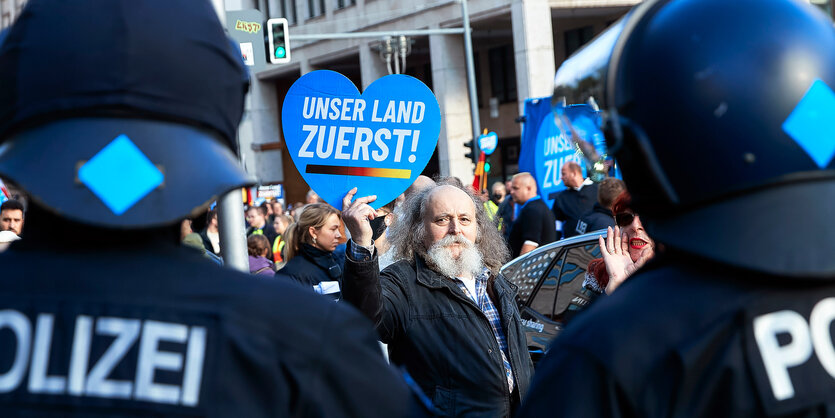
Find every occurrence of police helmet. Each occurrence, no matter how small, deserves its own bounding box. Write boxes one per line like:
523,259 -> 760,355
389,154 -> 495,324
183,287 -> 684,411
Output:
0,0 -> 255,228
554,0 -> 835,277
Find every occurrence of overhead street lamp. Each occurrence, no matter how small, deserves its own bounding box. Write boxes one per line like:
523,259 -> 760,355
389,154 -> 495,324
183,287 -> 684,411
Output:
379,35 -> 412,75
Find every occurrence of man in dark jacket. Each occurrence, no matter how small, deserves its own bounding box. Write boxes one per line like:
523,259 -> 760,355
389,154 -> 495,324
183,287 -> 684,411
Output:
0,1 -> 424,416
574,177 -> 625,235
519,0 -> 835,416
245,206 -> 278,244
551,161 -> 598,239
342,184 -> 534,417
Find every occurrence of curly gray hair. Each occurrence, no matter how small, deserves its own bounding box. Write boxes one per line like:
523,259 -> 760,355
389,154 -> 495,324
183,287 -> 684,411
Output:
387,183 -> 509,274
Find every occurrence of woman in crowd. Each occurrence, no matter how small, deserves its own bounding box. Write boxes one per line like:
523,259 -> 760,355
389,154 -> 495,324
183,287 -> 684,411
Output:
565,191 -> 654,319
247,234 -> 276,277
276,203 -> 344,301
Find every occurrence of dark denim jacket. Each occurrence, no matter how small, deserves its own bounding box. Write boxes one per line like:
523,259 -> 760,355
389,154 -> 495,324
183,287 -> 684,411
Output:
343,252 -> 534,417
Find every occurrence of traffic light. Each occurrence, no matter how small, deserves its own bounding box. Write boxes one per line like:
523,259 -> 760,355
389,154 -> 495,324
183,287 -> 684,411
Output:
267,18 -> 290,64
464,139 -> 476,162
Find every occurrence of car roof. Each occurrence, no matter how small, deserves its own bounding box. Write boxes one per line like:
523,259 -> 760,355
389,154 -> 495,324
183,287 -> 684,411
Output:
500,229 -> 606,275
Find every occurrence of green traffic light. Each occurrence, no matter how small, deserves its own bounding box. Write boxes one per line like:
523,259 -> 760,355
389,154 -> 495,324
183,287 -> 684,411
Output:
484,162 -> 491,173
275,46 -> 287,59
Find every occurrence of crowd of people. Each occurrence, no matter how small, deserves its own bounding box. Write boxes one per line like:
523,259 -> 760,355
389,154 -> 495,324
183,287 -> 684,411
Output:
0,160 -> 649,316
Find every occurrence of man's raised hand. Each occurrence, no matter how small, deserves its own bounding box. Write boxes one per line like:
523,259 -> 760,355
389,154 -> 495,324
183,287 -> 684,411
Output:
342,187 -> 378,247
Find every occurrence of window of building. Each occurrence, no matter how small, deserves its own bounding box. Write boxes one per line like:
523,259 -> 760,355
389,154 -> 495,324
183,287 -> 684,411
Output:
257,0 -> 272,18
281,0 -> 297,24
564,25 -> 594,58
335,0 -> 355,9
258,0 -> 297,25
308,0 -> 325,18
487,44 -> 517,104
811,0 -> 832,17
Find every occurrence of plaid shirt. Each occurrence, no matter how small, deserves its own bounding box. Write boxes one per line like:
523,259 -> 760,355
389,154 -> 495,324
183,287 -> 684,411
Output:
347,241 -> 515,393
347,239 -> 375,262
456,270 -> 515,393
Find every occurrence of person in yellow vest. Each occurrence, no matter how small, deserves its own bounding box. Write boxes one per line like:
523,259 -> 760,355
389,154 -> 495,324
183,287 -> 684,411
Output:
483,181 -> 506,228
271,214 -> 293,267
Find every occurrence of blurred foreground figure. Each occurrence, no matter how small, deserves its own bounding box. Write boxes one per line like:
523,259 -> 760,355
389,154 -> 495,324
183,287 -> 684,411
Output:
0,1 -> 423,416
520,0 -> 835,416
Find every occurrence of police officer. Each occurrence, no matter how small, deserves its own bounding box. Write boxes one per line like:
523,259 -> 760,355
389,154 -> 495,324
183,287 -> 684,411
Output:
519,0 -> 835,416
0,1 -> 424,416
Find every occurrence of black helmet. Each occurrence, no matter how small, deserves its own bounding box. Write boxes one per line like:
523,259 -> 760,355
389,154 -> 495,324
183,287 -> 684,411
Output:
554,0 -> 835,277
0,0 -> 255,228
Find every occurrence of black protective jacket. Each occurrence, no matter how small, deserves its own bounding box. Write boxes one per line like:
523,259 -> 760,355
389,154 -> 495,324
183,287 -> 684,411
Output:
551,182 -> 598,239
343,251 -> 534,417
519,252 -> 835,417
0,238 -> 422,417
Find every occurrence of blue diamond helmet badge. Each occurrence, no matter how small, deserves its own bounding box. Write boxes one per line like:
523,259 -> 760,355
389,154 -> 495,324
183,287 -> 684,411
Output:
782,79 -> 835,169
78,135 -> 164,215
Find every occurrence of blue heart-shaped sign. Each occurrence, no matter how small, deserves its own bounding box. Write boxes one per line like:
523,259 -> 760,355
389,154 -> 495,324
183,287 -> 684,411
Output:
282,70 -> 441,209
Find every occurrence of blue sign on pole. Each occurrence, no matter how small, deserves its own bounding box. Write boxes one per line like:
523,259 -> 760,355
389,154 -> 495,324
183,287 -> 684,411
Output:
478,131 -> 498,155
534,104 -> 609,209
282,71 -> 441,209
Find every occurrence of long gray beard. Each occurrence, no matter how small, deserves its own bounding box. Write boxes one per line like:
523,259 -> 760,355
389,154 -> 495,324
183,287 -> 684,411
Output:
426,235 -> 484,279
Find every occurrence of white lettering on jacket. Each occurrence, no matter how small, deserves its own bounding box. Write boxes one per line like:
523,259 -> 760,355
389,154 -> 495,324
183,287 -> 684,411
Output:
0,310 -> 207,407
753,297 -> 835,401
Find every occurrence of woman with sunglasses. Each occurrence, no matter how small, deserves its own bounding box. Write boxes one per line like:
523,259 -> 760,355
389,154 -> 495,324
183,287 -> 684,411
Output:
565,192 -> 655,318
275,203 -> 345,301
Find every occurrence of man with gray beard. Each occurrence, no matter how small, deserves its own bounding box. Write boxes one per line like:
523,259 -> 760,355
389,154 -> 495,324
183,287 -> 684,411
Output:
342,184 -> 533,417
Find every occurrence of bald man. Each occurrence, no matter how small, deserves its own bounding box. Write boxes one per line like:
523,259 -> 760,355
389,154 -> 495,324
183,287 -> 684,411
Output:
507,173 -> 556,258
404,175 -> 435,199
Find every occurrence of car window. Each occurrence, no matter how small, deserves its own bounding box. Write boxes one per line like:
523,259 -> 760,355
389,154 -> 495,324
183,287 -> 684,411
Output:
553,243 -> 601,318
528,251 -> 565,320
503,248 -> 559,305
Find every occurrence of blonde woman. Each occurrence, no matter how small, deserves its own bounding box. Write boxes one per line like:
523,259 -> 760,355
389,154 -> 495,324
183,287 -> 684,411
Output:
276,203 -> 343,301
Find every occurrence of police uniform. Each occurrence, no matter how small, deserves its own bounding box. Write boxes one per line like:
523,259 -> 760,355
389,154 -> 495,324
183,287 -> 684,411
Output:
0,236 -> 421,416
519,0 -> 835,416
521,252 -> 835,416
0,0 -> 424,416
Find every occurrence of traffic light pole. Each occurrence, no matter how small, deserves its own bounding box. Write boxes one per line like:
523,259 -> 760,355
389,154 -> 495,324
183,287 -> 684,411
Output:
460,0 -> 482,163
211,0 -> 252,274
288,28 -> 466,40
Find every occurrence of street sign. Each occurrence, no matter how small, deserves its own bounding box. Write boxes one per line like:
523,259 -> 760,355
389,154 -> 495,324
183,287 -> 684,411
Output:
225,10 -> 267,71
478,131 -> 498,155
257,184 -> 284,199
